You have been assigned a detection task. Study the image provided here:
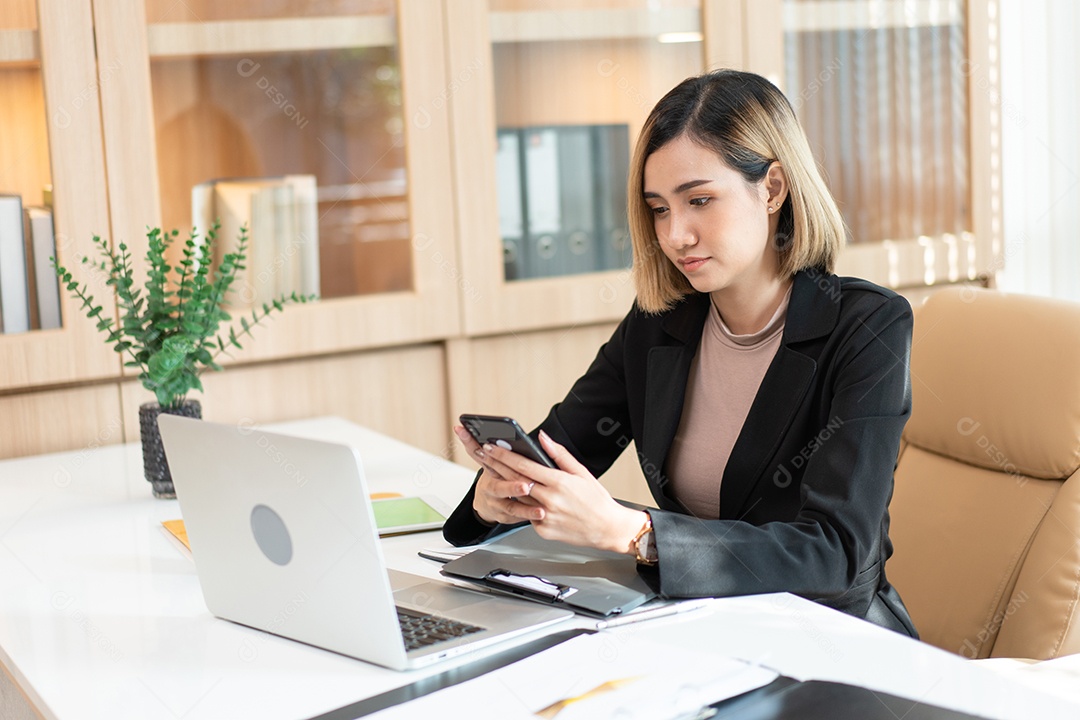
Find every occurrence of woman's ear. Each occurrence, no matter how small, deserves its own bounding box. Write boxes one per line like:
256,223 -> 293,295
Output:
764,161 -> 788,212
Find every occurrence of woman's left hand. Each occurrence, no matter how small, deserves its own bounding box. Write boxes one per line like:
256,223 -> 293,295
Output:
477,430 -> 646,553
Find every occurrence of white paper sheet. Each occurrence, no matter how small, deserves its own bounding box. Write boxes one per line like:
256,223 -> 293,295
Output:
371,632 -> 777,720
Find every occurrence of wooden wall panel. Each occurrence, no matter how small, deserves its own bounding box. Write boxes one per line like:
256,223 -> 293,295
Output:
446,323 -> 654,506
703,0 -> 744,71
743,0 -> 783,85
119,343 -> 451,458
0,385 -> 123,460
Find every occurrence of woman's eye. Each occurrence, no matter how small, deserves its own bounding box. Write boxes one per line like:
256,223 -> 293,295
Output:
689,197 -> 711,207
649,205 -> 669,217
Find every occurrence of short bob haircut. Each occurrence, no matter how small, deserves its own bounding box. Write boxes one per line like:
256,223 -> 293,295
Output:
629,69 -> 845,313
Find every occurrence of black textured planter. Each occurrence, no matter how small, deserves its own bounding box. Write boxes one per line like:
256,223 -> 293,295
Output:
139,400 -> 202,499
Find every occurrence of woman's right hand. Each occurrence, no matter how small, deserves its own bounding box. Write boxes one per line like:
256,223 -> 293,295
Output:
453,425 -> 545,526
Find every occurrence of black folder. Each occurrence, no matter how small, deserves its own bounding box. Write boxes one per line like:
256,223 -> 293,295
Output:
438,526 -> 656,617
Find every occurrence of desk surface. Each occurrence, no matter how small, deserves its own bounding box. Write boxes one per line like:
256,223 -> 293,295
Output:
0,417 -> 1076,720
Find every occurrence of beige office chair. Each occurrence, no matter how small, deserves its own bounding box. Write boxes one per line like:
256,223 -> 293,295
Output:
887,286 -> 1080,660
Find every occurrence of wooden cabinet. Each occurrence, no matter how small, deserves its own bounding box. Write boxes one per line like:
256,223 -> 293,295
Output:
0,0 -> 1000,470
0,0 -> 119,391
93,0 -> 462,367
447,0 -> 708,335
766,0 -> 1001,288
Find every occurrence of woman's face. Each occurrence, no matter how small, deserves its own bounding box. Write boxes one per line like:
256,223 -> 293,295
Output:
643,134 -> 781,299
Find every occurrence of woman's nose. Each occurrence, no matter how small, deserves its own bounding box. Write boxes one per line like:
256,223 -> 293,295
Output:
663,211 -> 696,249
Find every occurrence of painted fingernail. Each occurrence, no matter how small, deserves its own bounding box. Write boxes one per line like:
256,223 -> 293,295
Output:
482,443 -> 495,453
475,448 -> 485,459
525,482 -> 535,496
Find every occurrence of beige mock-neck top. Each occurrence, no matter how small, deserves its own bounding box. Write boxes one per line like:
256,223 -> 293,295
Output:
665,287 -> 792,519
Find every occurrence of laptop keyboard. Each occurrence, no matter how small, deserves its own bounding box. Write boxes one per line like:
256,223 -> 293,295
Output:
396,606 -> 486,651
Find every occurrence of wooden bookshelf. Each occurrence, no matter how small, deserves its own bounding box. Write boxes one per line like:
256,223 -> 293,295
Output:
489,7 -> 700,44
146,16 -> 396,57
94,0 -> 460,371
0,29 -> 37,62
447,0 -> 702,336
0,0 -> 118,395
783,0 -> 964,32
0,0 -> 1001,468
143,0 -> 394,24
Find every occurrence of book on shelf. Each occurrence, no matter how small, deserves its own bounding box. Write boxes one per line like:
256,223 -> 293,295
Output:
21,208 -> 37,331
191,175 -> 320,310
24,206 -> 61,331
0,194 -> 30,334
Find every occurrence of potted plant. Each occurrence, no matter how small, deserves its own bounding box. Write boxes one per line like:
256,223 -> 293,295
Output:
53,226 -> 314,498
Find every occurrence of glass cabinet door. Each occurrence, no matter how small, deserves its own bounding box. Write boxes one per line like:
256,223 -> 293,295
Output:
778,0 -> 999,289
447,0 -> 710,335
93,0 -> 461,362
0,0 -> 118,389
146,0 -> 410,300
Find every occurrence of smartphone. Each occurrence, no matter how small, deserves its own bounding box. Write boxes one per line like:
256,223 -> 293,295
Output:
371,496 -> 451,536
458,414 -> 557,468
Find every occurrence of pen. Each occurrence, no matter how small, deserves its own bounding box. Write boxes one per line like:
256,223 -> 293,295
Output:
594,599 -> 712,630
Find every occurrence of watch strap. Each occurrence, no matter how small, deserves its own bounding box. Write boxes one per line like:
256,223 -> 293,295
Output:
632,513 -> 657,565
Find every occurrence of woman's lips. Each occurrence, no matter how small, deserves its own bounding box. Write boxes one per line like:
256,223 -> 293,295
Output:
679,257 -> 709,273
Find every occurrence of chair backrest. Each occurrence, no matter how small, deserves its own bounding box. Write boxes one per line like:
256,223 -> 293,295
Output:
888,287 -> 1080,660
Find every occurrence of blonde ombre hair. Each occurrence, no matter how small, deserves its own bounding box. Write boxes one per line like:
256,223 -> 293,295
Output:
629,70 -> 845,313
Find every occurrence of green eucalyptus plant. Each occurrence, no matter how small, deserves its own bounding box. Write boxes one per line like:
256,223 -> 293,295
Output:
53,225 -> 314,409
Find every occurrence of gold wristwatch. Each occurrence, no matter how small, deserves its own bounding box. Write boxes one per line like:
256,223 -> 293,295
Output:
631,513 -> 658,565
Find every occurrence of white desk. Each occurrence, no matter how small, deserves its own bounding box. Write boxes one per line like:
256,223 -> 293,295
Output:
0,417 -> 1076,720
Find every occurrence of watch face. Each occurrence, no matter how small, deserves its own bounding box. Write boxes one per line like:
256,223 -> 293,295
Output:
642,530 -> 657,562
636,530 -> 656,564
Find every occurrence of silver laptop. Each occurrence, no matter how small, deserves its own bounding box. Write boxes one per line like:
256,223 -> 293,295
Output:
157,416 -> 572,671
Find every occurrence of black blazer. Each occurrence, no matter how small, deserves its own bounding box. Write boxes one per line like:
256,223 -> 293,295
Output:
444,269 -> 918,637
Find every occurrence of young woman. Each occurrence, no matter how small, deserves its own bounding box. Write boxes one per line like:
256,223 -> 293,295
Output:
443,69 -> 917,637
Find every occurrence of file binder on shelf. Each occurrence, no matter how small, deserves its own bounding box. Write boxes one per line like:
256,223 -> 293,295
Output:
495,123 -> 632,282
495,129 -> 524,281
439,525 -> 655,618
